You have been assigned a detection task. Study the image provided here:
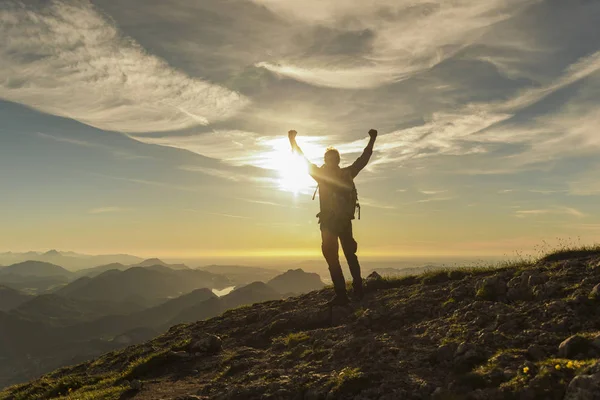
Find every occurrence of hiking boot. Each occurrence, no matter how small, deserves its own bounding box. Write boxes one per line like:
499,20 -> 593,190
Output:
328,293 -> 350,306
352,281 -> 364,300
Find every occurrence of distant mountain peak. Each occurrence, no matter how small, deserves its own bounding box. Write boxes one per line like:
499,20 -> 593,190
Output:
137,258 -> 167,267
43,250 -> 61,256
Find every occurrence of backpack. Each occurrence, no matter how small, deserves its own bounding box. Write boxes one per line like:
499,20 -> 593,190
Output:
312,168 -> 361,220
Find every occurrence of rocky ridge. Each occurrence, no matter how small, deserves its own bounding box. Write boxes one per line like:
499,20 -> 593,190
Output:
4,249 -> 600,400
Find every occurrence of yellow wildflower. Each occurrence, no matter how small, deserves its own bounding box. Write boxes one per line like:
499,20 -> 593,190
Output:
523,367 -> 530,374
567,361 -> 574,369
555,364 -> 561,370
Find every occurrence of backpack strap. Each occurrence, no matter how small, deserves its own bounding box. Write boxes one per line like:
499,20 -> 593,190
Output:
312,185 -> 319,200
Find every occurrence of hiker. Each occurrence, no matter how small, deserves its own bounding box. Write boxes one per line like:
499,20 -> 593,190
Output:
288,129 -> 377,305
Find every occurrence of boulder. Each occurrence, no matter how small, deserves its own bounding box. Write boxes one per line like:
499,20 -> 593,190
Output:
559,335 -> 592,359
564,373 -> 600,400
188,333 -> 222,355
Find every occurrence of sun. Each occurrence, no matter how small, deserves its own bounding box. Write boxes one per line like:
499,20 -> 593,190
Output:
262,137 -> 320,195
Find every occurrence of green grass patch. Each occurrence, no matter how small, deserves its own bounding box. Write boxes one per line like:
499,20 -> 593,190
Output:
329,367 -> 366,393
274,332 -> 311,348
442,297 -> 456,307
170,338 -> 192,352
541,246 -> 600,263
0,374 -> 119,400
122,350 -> 170,380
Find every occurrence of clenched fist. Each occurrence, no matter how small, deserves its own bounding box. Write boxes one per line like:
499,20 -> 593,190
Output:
368,129 -> 378,138
288,130 -> 297,140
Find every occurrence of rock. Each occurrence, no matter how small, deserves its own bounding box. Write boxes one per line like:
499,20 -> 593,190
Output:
559,335 -> 592,359
364,271 -> 386,291
450,285 -> 471,300
188,334 -> 222,355
433,343 -> 458,363
476,276 -> 507,301
527,272 -> 548,287
536,282 -> 561,299
356,309 -> 373,328
130,379 -> 142,391
170,350 -> 189,359
527,344 -> 546,361
175,395 -> 207,400
453,342 -> 486,371
564,373 -> 600,400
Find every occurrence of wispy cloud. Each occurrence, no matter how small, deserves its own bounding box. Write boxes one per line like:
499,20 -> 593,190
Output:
180,165 -> 243,182
515,207 -> 585,218
89,207 -> 124,214
37,132 -> 149,160
415,197 -> 455,204
1,1 -> 247,132
254,0 -> 537,89
208,212 -> 251,219
419,190 -> 448,195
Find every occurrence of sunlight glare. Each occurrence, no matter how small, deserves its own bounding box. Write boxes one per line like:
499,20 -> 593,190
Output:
262,137 -> 322,194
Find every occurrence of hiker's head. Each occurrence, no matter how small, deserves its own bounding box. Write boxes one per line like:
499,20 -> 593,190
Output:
324,147 -> 340,166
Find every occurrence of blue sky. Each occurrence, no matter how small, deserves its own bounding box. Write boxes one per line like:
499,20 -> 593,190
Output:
1,0 -> 599,258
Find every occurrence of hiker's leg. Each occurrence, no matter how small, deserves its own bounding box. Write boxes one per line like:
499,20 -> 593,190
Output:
340,221 -> 362,285
321,227 -> 346,296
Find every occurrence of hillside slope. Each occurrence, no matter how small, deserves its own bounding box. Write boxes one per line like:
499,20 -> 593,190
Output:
5,250 -> 600,400
55,267 -> 231,303
0,285 -> 32,311
0,261 -> 72,278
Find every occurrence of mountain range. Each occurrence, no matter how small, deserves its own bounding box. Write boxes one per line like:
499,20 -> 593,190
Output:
0,259 -> 326,389
0,250 -> 144,271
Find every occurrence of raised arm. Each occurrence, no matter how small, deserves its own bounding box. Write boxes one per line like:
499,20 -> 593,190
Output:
288,130 -> 319,178
348,129 -> 377,178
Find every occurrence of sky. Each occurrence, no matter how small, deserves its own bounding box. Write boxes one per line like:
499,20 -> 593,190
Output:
1,0 -> 600,260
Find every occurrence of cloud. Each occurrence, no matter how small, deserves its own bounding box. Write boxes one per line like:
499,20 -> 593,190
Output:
180,165 -> 243,182
135,130 -> 328,171
89,207 -> 124,214
419,190 -> 447,195
515,207 -> 585,218
37,132 -> 149,160
0,0 -> 247,133
415,197 -> 455,204
253,0 -> 538,89
256,62 -> 406,89
208,212 -> 251,220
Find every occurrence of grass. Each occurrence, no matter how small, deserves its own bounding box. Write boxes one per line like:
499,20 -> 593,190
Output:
0,374 -> 123,400
282,332 -> 311,348
54,385 -> 128,400
122,350 -> 170,380
541,245 -> 600,263
328,367 -> 366,393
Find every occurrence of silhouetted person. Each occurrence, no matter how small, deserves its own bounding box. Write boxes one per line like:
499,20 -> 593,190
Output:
288,129 -> 377,305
